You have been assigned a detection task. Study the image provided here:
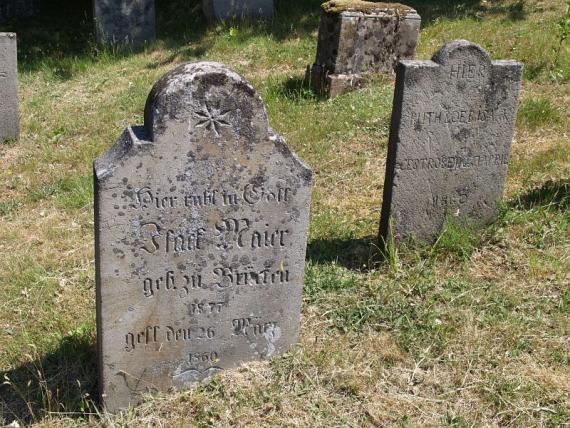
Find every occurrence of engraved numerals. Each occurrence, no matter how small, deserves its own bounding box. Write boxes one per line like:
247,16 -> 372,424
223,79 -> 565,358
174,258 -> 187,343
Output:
188,351 -> 219,364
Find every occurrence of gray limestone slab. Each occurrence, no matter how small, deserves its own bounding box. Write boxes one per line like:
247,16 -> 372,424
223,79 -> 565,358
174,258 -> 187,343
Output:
310,1 -> 420,97
379,40 -> 523,245
0,33 -> 19,143
202,0 -> 274,21
94,61 -> 312,411
94,0 -> 155,49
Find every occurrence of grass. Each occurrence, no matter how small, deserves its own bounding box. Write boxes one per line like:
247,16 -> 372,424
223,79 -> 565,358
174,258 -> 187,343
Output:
0,0 -> 569,426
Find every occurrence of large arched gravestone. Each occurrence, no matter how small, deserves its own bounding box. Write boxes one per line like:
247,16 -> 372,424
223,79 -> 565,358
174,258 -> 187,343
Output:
94,62 -> 313,411
379,40 -> 523,245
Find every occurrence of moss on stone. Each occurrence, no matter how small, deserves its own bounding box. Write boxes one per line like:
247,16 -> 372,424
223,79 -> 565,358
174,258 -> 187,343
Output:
321,0 -> 413,15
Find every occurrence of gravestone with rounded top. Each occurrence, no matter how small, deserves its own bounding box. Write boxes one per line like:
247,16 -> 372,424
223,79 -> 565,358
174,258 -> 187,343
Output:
379,40 -> 523,245
0,33 -> 19,143
94,62 -> 312,411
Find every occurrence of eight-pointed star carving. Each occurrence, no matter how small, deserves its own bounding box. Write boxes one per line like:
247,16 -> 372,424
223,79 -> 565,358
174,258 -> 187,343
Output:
194,102 -> 232,137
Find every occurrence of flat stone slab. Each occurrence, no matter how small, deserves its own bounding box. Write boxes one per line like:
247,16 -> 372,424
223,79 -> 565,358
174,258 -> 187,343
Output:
0,33 -> 19,143
94,0 -> 155,48
94,62 -> 312,411
310,1 -> 420,97
379,40 -> 523,244
202,0 -> 274,21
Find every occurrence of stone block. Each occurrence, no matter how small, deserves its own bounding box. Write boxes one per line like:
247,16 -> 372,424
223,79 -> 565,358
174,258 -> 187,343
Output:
309,1 -> 420,97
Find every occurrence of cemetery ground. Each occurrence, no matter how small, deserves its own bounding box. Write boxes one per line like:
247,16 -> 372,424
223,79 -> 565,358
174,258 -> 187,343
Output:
0,0 -> 569,425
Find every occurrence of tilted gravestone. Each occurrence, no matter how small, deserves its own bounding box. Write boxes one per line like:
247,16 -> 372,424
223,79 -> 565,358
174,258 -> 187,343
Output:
94,62 -> 312,411
202,0 -> 274,21
309,0 -> 421,97
0,33 -> 19,143
93,0 -> 155,49
379,40 -> 523,245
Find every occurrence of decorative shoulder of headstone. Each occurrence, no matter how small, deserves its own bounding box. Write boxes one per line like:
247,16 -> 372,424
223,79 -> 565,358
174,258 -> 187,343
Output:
0,32 -> 19,143
202,0 -> 274,22
94,62 -> 313,411
379,40 -> 523,246
308,0 -> 421,97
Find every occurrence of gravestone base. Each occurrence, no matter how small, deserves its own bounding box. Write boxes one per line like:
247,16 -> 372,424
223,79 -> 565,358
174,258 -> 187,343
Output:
0,33 -> 19,143
94,0 -> 155,49
308,64 -> 368,98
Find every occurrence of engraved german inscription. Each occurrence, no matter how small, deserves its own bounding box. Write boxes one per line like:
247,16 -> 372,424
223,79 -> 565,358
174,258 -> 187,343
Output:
95,62 -> 312,411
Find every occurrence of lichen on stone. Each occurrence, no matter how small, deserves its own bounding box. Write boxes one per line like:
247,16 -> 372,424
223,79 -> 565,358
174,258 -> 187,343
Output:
321,0 -> 413,15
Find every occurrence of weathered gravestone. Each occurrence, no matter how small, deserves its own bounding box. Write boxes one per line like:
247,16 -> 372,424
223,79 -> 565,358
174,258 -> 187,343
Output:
202,0 -> 274,21
94,62 -> 313,411
379,40 -> 523,245
93,0 -> 155,48
309,0 -> 421,97
0,0 -> 40,23
0,33 -> 19,143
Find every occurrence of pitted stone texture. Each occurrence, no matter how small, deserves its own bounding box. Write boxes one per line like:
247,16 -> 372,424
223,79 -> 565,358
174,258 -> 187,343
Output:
94,62 -> 312,411
379,40 -> 523,245
0,0 -> 39,23
94,0 -> 155,48
0,33 -> 19,143
310,1 -> 420,97
202,0 -> 274,21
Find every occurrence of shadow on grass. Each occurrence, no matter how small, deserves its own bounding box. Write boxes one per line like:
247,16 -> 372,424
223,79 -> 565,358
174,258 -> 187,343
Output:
510,179 -> 570,211
307,236 -> 378,271
0,332 -> 98,425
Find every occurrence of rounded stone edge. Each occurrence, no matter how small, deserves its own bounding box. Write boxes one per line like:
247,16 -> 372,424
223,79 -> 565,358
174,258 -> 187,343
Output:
143,61 -> 269,141
431,39 -> 492,65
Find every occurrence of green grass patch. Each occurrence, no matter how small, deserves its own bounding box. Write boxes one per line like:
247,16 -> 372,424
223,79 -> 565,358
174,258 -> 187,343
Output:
517,96 -> 561,128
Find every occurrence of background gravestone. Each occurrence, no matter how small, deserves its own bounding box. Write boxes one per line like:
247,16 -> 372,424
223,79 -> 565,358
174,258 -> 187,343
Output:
202,0 -> 274,21
309,0 -> 421,97
93,0 -> 155,48
0,33 -> 19,143
0,0 -> 40,23
379,40 -> 523,245
94,61 -> 313,411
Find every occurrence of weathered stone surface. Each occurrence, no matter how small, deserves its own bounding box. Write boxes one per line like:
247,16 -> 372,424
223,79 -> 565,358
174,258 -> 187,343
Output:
310,1 -> 420,97
0,0 -> 40,23
94,62 -> 312,411
0,33 -> 19,143
379,40 -> 523,245
93,0 -> 155,48
202,0 -> 274,21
